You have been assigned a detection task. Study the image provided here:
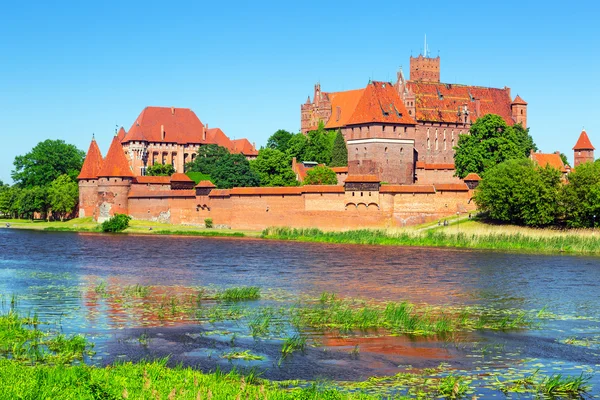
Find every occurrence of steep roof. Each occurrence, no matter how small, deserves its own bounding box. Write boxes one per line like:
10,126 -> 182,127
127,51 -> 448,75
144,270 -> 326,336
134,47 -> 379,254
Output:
530,152 -> 567,173
77,139 -> 104,180
463,173 -> 482,181
116,127 -> 127,141
232,138 -> 258,156
195,180 -> 216,188
205,128 -> 234,151
406,81 -> 515,125
122,107 -> 206,144
573,130 -> 595,150
98,136 -> 134,178
324,88 -> 365,129
512,95 -> 527,105
345,81 -> 416,126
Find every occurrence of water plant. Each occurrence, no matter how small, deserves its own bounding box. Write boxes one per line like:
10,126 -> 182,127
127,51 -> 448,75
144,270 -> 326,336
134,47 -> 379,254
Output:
216,287 -> 261,302
221,350 -> 264,361
281,335 -> 306,358
437,375 -> 470,398
123,284 -> 151,298
538,373 -> 591,396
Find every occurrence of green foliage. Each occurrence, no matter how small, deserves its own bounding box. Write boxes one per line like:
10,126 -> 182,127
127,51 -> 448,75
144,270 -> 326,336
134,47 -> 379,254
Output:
285,122 -> 336,164
101,214 -> 131,232
561,161 -> 600,227
216,286 -> 261,301
186,145 -> 260,189
0,186 -> 20,218
185,172 -> 212,184
48,175 -> 78,221
473,159 -> 561,226
559,152 -> 570,167
454,114 -> 537,178
12,139 -> 85,188
204,218 -> 213,228
146,163 -> 175,176
267,129 -> 294,152
303,165 -> 338,185
330,130 -> 348,167
14,186 -> 49,220
285,133 -> 309,163
250,148 -> 298,187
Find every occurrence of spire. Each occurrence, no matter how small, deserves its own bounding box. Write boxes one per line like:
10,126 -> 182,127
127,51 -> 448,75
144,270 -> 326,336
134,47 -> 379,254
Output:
573,129 -> 595,150
116,127 -> 127,142
98,135 -> 134,178
78,138 -> 104,180
424,34 -> 428,57
512,95 -> 527,105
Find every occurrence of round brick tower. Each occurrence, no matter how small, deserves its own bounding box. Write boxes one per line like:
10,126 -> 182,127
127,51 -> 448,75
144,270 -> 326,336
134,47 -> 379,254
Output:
96,135 -> 134,222
77,137 -> 104,219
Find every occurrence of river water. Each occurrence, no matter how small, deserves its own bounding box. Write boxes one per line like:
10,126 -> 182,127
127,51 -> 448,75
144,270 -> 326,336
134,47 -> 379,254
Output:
1,228 -> 599,397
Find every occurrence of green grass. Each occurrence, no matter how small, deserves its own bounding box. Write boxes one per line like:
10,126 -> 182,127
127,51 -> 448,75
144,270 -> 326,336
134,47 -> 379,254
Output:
281,335 -> 306,358
539,373 -> 591,396
216,287 -> 261,302
262,226 -> 600,255
221,350 -> 265,361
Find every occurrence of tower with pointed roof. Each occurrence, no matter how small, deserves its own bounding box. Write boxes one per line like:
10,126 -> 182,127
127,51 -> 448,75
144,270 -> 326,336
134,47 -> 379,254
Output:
573,129 -> 595,167
96,135 -> 135,222
77,137 -> 104,218
511,95 -> 527,128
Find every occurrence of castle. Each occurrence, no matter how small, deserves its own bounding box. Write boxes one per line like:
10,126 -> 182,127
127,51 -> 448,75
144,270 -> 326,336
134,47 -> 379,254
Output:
301,54 -> 527,185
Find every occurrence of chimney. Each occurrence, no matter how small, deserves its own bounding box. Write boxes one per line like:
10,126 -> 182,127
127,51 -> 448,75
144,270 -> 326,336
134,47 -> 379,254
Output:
171,106 -> 175,115
253,142 -> 256,150
203,125 -> 206,141
475,98 -> 481,117
161,124 -> 165,141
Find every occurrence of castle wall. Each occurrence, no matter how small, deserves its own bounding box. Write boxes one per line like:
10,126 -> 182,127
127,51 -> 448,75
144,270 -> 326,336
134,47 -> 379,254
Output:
78,179 -> 99,219
412,122 -> 467,164
96,178 -> 133,223
415,168 -> 462,185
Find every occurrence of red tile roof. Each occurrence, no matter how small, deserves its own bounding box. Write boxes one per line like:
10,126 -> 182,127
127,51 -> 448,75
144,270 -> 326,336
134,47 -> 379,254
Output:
116,127 -> 127,141
302,185 -> 344,193
331,166 -> 349,173
232,138 -> 258,156
195,180 -> 216,188
415,162 -> 455,170
230,187 -> 303,195
434,183 -> 469,191
123,107 -> 206,144
98,136 -> 134,178
463,173 -> 482,181
573,130 -> 595,150
205,128 -> 234,150
345,81 -> 416,126
512,95 -> 527,105
208,189 -> 231,197
324,89 -> 365,129
134,176 -> 171,184
170,173 -> 193,182
128,189 -> 196,198
530,152 -> 567,173
406,81 -> 515,125
344,174 -> 380,183
78,139 -> 104,179
379,185 -> 435,194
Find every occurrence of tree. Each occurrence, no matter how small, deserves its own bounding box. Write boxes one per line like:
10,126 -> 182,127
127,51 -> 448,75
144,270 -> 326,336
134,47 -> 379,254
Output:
12,140 -> 85,188
0,186 -> 17,218
330,131 -> 348,167
286,133 -> 309,163
14,186 -> 49,220
454,114 -> 537,178
559,153 -> 570,167
187,145 -> 260,189
304,122 -> 336,164
561,162 -> 600,228
48,175 -> 79,221
250,148 -> 298,187
267,130 -> 294,152
303,166 -> 338,185
146,163 -> 175,176
473,159 -> 561,226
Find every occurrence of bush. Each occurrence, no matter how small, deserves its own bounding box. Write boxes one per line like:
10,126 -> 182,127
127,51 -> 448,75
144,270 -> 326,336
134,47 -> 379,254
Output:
303,165 -> 338,185
101,214 -> 131,232
204,218 -> 213,228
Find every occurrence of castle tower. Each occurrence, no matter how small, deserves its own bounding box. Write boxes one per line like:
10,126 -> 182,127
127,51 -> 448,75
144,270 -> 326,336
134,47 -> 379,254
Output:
573,129 -> 595,167
409,55 -> 440,82
96,134 -> 134,222
77,137 -> 104,219
511,95 -> 528,128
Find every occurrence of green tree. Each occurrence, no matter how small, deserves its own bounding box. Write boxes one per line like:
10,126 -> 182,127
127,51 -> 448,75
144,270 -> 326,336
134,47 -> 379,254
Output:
561,162 -> 600,228
330,131 -> 348,167
559,153 -> 570,167
266,130 -> 294,152
187,145 -> 260,189
186,144 -> 230,176
48,175 -> 79,221
101,214 -> 132,232
12,140 -> 85,188
0,186 -> 16,218
473,159 -> 561,226
303,165 -> 338,185
286,133 -> 309,163
454,115 -> 537,178
14,186 -> 49,220
146,163 -> 175,176
250,148 -> 298,187
304,122 -> 336,164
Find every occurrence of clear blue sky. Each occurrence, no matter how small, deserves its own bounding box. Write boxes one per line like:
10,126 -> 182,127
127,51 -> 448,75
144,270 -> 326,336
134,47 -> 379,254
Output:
1,0 -> 598,183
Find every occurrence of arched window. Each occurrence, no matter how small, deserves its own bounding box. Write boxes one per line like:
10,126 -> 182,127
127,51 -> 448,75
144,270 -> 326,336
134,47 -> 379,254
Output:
435,138 -> 438,150
427,138 -> 431,149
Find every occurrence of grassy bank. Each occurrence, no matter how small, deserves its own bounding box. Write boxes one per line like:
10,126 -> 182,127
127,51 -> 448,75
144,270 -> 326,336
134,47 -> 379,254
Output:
261,224 -> 600,255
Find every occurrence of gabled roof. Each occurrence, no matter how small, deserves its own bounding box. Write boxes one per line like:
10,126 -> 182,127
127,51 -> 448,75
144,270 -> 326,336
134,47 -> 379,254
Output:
512,95 -> 527,105
195,180 -> 216,188
324,88 -> 365,129
406,81 -> 515,125
78,139 -> 104,180
170,173 -> 193,182
573,130 -> 595,150
205,128 -> 234,151
98,136 -> 134,178
232,138 -> 258,156
463,173 -> 482,181
530,152 -> 567,173
122,107 -> 206,144
345,81 -> 416,126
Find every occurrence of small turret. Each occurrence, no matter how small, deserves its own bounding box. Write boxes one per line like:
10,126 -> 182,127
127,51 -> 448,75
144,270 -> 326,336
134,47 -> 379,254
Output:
511,95 -> 528,128
573,129 -> 595,167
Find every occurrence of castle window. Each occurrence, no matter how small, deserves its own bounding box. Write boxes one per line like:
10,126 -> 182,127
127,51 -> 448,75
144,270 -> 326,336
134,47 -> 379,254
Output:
400,147 -> 404,154
521,110 -> 524,115
427,138 -> 431,149
435,138 -> 438,150
444,139 -> 447,150
383,125 -> 386,133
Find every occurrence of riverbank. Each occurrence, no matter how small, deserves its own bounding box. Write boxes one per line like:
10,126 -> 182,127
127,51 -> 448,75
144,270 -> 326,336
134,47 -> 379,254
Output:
3,218 -> 600,255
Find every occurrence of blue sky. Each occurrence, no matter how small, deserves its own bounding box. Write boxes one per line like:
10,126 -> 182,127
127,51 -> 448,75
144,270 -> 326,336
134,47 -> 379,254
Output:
1,0 -> 598,183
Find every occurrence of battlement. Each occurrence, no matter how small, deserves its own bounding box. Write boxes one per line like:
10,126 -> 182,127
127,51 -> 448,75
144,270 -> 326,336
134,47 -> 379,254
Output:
409,55 -> 440,82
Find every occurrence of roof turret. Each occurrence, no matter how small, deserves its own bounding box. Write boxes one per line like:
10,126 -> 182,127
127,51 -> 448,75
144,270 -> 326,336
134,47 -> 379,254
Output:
98,135 -> 134,178
77,138 -> 104,180
573,129 -> 595,150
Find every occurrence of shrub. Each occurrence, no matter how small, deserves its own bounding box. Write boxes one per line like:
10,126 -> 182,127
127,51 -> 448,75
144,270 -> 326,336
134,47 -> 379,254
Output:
204,218 -> 213,228
101,214 -> 131,232
303,165 -> 338,185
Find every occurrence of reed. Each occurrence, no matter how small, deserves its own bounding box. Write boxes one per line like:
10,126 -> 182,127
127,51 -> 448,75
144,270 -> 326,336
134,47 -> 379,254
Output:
221,350 -> 264,361
539,373 -> 591,396
216,287 -> 261,302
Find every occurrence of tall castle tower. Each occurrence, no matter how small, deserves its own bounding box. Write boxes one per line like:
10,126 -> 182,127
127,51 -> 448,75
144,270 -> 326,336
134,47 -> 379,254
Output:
511,95 -> 528,128
573,129 -> 595,167
409,36 -> 440,82
77,137 -> 104,219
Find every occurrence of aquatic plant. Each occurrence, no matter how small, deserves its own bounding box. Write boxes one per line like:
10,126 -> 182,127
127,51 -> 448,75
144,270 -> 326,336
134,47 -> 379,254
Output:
281,335 -> 306,358
437,375 -> 470,398
538,373 -> 591,396
221,350 -> 264,361
123,284 -> 151,298
216,287 -> 261,302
